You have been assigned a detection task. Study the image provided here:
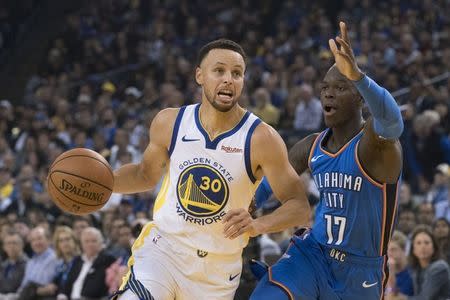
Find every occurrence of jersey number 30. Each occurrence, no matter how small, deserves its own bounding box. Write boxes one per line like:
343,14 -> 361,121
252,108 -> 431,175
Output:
200,176 -> 222,193
324,214 -> 347,245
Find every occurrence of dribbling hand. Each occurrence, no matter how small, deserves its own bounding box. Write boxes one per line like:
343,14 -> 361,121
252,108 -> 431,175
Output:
222,208 -> 261,239
328,21 -> 364,81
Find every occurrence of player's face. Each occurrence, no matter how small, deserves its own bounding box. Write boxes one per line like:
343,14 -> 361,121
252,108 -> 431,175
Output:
319,66 -> 362,128
412,232 -> 434,262
196,49 -> 245,112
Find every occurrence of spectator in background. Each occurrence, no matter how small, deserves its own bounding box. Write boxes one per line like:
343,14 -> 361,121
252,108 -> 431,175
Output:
386,231 -> 414,297
277,90 -> 298,130
388,225 -> 450,300
404,110 -> 450,192
117,198 -> 135,224
397,208 -> 417,247
104,223 -> 133,296
47,226 -> 80,300
59,227 -> 115,300
11,178 -> 43,218
0,165 -> 14,215
251,87 -> 280,127
433,218 -> 450,263
17,226 -> 59,300
0,100 -> 14,141
399,182 -> 414,210
105,218 -> 126,251
417,202 -> 435,227
107,223 -> 132,265
109,129 -> 139,170
293,83 -> 322,131
426,163 -> 449,206
71,216 -> 91,242
0,232 -> 28,296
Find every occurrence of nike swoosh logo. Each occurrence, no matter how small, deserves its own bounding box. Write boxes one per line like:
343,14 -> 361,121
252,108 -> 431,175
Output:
362,281 -> 378,288
182,135 -> 200,142
311,154 -> 324,162
229,273 -> 240,281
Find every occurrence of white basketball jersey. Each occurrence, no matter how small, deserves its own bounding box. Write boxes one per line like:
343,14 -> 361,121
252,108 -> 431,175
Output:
153,104 -> 261,255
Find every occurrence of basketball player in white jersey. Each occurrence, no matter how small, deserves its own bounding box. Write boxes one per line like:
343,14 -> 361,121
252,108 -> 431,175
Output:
111,39 -> 311,300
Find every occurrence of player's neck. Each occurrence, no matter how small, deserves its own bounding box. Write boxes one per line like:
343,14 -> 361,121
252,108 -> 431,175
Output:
330,117 -> 364,147
199,103 -> 246,140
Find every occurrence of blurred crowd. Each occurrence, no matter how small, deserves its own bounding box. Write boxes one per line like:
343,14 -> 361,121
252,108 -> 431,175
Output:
0,0 -> 39,56
0,0 -> 449,299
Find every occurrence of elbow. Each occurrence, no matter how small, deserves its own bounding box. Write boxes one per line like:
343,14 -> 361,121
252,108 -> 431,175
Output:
374,118 -> 404,139
389,119 -> 404,139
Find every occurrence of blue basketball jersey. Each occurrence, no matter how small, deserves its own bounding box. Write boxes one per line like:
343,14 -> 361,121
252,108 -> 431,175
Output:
309,128 -> 399,257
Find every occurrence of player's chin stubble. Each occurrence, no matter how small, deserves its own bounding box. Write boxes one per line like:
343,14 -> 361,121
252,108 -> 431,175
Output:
205,92 -> 235,113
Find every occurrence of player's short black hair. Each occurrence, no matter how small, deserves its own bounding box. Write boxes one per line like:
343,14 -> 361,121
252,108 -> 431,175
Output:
197,39 -> 246,66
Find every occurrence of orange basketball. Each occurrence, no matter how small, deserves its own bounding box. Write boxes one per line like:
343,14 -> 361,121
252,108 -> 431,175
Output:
47,148 -> 114,215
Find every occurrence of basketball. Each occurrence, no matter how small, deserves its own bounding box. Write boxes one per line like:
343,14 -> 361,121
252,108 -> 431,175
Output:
47,148 -> 114,215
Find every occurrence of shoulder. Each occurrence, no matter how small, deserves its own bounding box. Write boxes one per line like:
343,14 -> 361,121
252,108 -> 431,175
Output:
149,107 -> 182,146
290,133 -> 321,154
251,122 -> 290,158
21,255 -> 29,263
429,260 -> 450,273
251,121 -> 280,145
151,107 -> 181,130
288,133 -> 321,174
249,122 -> 288,172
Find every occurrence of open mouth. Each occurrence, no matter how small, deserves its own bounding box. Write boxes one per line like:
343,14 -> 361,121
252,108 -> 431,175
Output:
323,105 -> 337,115
217,90 -> 233,102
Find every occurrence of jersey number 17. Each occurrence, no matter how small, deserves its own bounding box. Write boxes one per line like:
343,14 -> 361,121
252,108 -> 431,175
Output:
324,214 -> 347,245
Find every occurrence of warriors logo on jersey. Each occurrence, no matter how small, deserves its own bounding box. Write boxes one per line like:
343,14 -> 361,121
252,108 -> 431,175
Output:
176,164 -> 229,217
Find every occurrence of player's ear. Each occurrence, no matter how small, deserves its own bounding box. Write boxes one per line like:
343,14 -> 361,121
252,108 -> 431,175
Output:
195,66 -> 203,85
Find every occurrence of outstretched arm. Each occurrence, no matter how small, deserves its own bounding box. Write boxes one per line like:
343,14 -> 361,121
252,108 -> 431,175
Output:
113,108 -> 178,194
329,21 -> 403,183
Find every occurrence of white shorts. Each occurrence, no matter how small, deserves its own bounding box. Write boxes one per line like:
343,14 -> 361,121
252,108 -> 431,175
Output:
118,223 -> 242,300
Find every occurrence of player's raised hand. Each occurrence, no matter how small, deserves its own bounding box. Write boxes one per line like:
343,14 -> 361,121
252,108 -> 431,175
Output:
328,21 -> 364,81
222,208 -> 261,239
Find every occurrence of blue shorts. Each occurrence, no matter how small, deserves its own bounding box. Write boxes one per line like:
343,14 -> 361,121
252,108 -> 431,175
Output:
250,230 -> 388,300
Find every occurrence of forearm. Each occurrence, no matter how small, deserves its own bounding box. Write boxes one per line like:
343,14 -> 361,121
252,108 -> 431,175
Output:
353,75 -> 403,138
254,197 -> 311,234
113,163 -> 156,194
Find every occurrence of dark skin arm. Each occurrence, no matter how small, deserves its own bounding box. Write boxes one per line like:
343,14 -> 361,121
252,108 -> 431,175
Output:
288,133 -> 320,176
329,21 -> 402,183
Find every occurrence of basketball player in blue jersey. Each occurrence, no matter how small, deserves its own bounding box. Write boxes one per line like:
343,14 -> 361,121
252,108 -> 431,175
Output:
250,21 -> 404,300
110,39 -> 311,300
